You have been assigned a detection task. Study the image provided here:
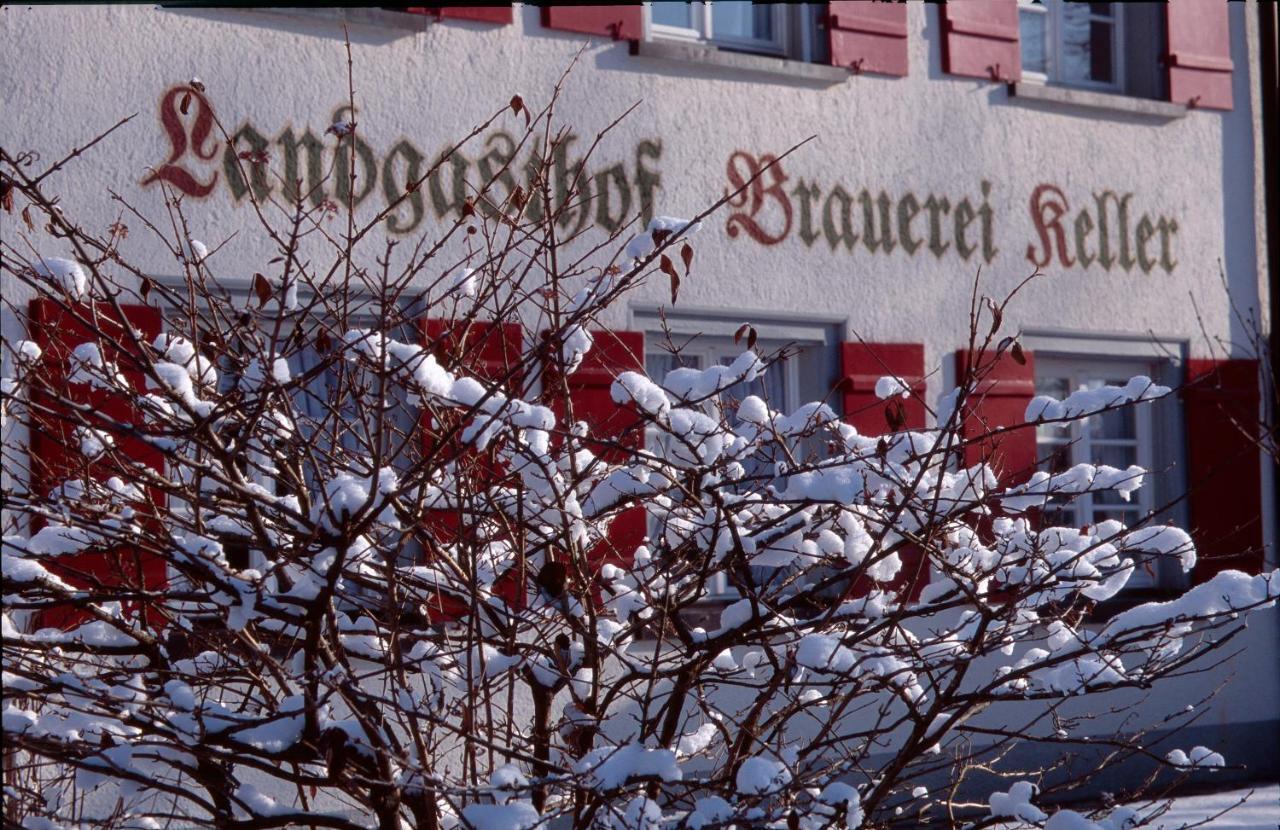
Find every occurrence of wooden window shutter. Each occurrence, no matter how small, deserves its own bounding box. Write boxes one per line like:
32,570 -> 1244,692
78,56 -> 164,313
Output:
940,0 -> 1021,82
839,341 -> 926,434
1165,0 -> 1234,110
418,319 -> 525,622
543,330 -> 646,581
827,2 -> 909,77
403,6 -> 514,25
541,5 -> 643,40
954,347 -> 1037,484
1183,359 -> 1263,582
839,341 -> 927,600
26,298 -> 166,629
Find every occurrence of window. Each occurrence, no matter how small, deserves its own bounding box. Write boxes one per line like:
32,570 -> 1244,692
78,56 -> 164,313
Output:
645,2 -> 827,62
637,309 -> 842,601
1032,355 -> 1181,592
1019,1 -> 1124,92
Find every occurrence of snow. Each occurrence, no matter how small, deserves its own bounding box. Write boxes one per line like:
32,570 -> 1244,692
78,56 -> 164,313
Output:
875,375 -> 910,400
448,266 -> 477,298
180,237 -> 208,263
735,756 -> 792,795
1026,376 -> 1170,423
624,214 -> 702,261
574,743 -> 681,790
990,781 -> 1048,823
14,340 -> 41,363
1140,785 -> 1279,830
461,802 -> 539,830
1166,746 -> 1226,769
31,256 -> 88,298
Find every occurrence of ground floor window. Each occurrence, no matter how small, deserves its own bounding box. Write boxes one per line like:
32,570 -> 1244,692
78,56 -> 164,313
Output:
1031,350 -> 1184,593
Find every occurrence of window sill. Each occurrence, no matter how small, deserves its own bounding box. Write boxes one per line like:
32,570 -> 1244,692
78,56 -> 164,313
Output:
1007,82 -> 1187,123
630,40 -> 847,88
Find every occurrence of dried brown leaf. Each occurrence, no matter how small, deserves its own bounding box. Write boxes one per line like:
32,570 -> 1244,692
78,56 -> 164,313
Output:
251,272 -> 271,307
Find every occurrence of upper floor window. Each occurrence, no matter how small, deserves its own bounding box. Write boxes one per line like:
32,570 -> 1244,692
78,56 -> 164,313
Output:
1018,0 -> 1124,92
645,2 -> 827,62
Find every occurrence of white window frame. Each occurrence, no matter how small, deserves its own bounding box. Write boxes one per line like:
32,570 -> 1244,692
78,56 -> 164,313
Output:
1031,351 -> 1184,593
1018,0 -> 1126,93
646,2 -> 790,58
644,336 -> 801,600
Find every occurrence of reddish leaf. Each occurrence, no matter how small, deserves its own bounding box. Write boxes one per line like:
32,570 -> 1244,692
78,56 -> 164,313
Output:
660,255 -> 680,304
179,91 -> 192,116
1011,341 -> 1026,365
140,277 -> 153,301
251,272 -> 271,307
680,242 -> 693,273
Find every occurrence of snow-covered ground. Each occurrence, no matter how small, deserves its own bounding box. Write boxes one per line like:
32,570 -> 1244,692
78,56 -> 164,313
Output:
1142,785 -> 1280,830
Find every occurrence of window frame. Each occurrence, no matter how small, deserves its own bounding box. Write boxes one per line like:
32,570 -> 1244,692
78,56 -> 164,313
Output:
644,3 -> 826,63
1018,0 -> 1126,94
1022,331 -> 1190,600
633,306 -> 843,601
1033,356 -> 1160,588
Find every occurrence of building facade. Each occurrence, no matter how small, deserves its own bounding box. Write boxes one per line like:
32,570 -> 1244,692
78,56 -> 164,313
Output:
2,0 -> 1276,794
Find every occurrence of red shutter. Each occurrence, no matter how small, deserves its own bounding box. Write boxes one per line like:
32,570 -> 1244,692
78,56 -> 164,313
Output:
940,0 -> 1021,82
840,341 -> 926,434
1183,359 -> 1263,581
954,347 -> 1037,483
403,6 -> 514,24
541,5 -> 643,40
827,2 -> 909,77
1166,0 -> 1233,110
418,319 -> 525,622
544,330 -> 646,583
838,341 -> 927,599
26,299 -> 166,629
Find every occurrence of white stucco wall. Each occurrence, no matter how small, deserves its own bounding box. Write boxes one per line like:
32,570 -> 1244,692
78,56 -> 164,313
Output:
1,1 -> 1275,785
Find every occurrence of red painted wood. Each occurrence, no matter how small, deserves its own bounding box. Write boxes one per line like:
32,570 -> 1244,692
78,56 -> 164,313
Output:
541,5 -> 643,41
403,6 -> 514,25
940,0 -> 1021,82
418,319 -> 525,622
827,1 -> 909,77
1183,359 -> 1263,581
839,341 -> 926,435
544,330 -> 646,583
954,347 -> 1037,484
839,341 -> 927,600
26,299 -> 166,629
1166,0 -> 1233,110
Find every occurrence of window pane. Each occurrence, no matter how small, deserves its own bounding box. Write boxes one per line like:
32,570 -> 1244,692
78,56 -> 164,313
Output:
646,351 -> 701,381
650,1 -> 695,29
1019,6 -> 1049,74
1037,441 -> 1074,474
711,1 -> 773,41
1081,377 -> 1136,439
1060,3 -> 1114,84
1089,20 -> 1114,82
719,355 -> 786,415
1093,442 -> 1137,471
1035,376 -> 1071,439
